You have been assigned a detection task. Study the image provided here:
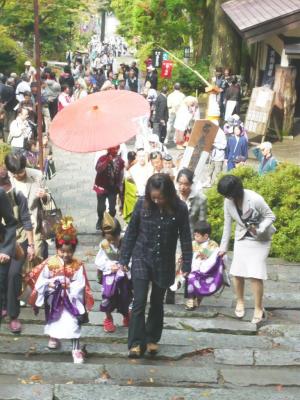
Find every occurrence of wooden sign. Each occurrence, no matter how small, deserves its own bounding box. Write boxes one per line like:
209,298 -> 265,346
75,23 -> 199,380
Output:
244,86 -> 275,139
180,120 -> 219,177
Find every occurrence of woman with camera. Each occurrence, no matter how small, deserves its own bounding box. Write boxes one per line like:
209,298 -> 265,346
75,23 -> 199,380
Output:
217,175 -> 276,324
8,108 -> 33,155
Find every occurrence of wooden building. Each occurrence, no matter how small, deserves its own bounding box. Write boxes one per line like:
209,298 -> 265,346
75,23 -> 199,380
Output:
222,0 -> 300,135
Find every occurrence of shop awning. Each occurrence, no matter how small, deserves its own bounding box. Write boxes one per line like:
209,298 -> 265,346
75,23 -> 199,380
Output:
222,0 -> 300,43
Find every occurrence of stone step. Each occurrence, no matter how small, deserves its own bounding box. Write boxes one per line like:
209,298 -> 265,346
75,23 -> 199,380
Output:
6,309 -> 257,335
0,324 -> 272,350
0,359 -> 218,387
215,349 -> 300,366
220,365 -> 300,387
1,384 -> 299,400
0,336 -> 198,361
259,324 -> 300,338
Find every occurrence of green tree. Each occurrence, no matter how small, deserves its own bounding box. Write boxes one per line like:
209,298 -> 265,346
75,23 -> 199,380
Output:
112,0 -> 205,59
0,0 -> 98,64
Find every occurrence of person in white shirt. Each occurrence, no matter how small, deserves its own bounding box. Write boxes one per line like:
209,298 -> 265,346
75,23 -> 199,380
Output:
127,149 -> 152,197
24,61 -> 36,83
204,126 -> 227,187
166,83 -> 185,144
174,96 -> 200,149
72,78 -> 88,102
8,108 -> 32,153
15,74 -> 31,103
58,85 -> 72,112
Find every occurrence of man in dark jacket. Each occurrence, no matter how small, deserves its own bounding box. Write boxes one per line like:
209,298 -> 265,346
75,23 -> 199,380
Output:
145,66 -> 158,90
153,86 -> 169,143
93,146 -> 124,231
126,69 -> 138,93
0,187 -> 17,322
59,66 -> 75,92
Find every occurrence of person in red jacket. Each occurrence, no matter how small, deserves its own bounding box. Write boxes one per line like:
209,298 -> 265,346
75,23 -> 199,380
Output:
93,146 -> 125,231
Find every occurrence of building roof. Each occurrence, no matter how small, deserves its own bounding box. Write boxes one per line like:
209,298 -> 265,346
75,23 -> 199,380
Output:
222,0 -> 300,43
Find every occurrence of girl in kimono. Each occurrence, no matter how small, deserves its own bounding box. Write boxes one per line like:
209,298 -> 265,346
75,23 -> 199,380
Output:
95,213 -> 132,333
185,221 -> 219,310
25,217 -> 94,364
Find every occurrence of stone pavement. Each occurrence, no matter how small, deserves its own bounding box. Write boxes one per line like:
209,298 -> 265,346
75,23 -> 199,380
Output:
1,141 -> 300,399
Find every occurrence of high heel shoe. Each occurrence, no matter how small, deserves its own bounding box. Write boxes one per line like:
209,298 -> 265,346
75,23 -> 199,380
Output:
234,302 -> 245,318
251,309 -> 267,324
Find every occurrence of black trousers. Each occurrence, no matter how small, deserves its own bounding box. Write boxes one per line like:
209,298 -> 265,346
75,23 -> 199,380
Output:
128,278 -> 166,350
0,260 -> 10,320
159,124 -> 167,143
3,240 -> 27,319
48,99 -> 58,120
96,193 -> 117,224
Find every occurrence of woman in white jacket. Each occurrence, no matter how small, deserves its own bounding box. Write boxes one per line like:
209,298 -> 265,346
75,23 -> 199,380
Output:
8,108 -> 32,154
218,175 -> 276,324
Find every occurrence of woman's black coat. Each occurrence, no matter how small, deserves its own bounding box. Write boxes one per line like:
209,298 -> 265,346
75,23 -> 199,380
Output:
119,198 -> 192,288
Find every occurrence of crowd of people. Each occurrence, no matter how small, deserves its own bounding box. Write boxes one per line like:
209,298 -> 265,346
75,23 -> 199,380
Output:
0,46 -> 279,365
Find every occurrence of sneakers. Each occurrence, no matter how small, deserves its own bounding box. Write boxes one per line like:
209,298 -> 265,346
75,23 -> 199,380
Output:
72,349 -> 84,364
123,314 -> 130,328
103,317 -> 116,333
48,337 -> 60,349
9,319 -> 22,333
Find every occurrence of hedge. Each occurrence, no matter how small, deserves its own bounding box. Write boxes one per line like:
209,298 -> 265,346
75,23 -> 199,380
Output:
206,163 -> 300,262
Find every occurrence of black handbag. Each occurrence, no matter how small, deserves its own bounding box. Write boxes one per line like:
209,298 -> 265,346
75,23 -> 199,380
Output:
40,194 -> 62,240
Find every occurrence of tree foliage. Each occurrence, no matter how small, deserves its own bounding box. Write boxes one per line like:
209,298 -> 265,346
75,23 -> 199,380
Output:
111,0 -> 206,56
0,0 -> 98,69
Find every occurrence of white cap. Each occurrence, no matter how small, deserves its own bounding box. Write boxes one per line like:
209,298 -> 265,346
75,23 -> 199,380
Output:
24,61 -> 31,66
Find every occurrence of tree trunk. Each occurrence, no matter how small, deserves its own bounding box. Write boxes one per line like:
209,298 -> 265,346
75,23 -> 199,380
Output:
201,0 -> 215,60
273,66 -> 297,135
209,0 -> 242,75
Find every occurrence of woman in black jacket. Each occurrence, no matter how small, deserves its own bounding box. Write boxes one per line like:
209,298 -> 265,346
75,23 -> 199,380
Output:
119,173 -> 192,358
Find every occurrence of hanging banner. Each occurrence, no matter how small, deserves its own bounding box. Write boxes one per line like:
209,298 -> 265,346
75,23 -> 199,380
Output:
161,60 -> 173,79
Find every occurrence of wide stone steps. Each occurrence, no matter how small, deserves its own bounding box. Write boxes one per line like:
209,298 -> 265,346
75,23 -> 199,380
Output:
1,239 -> 300,396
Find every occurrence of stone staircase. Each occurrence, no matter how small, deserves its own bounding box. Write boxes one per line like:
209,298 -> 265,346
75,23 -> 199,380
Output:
1,237 -> 300,399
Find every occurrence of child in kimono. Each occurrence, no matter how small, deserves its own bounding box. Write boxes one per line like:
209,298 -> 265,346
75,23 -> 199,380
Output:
25,217 -> 94,364
185,221 -> 219,310
95,213 -> 132,333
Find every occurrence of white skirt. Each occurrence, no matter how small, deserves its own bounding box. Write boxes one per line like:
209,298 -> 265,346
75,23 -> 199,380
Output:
44,309 -> 81,339
230,238 -> 271,280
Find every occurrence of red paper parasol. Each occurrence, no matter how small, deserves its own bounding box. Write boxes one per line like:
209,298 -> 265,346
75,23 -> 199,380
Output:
49,90 -> 150,152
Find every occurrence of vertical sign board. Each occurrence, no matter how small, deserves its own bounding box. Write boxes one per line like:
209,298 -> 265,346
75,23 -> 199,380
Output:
244,87 -> 275,141
180,120 -> 219,179
152,49 -> 163,68
184,46 -> 191,59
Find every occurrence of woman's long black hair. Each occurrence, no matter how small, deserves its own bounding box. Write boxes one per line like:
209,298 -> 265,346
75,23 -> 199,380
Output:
144,173 -> 179,213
